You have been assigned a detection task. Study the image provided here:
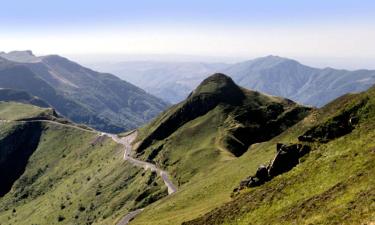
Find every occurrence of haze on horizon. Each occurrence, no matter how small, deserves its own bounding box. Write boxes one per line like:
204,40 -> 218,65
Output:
1,0 -> 375,69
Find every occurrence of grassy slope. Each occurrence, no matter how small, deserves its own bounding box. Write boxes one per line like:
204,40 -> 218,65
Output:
130,76 -> 310,225
130,117 -> 287,225
131,87 -> 374,225
136,76 -> 310,185
0,103 -> 167,225
183,86 -> 375,225
0,101 -> 52,120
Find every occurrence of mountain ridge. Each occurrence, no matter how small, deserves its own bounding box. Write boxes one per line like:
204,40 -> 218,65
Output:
0,51 -> 168,132
90,56 -> 375,106
135,73 -> 311,191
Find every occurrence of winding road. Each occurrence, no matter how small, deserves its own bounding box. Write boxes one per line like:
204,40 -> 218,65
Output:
1,118 -> 176,224
104,131 -> 178,224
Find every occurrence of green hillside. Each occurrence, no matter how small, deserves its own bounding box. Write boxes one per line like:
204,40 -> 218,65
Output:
135,74 -> 310,184
182,85 -> 375,224
0,102 -> 167,225
129,74 -> 311,224
1,75 -> 373,225
0,101 -> 53,121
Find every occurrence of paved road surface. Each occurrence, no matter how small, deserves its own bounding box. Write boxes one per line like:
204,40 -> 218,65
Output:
0,119 -> 96,133
116,209 -> 144,225
105,131 -> 178,224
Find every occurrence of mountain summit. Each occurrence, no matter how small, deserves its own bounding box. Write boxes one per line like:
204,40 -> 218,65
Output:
190,73 -> 245,103
136,73 -> 310,164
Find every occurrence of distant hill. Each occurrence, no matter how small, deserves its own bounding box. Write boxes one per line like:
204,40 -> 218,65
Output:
89,61 -> 229,103
91,56 -> 375,106
0,51 -> 168,132
223,55 -> 375,107
0,88 -> 50,108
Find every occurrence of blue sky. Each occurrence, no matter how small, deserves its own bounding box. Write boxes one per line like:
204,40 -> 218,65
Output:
1,0 -> 374,27
1,0 -> 375,68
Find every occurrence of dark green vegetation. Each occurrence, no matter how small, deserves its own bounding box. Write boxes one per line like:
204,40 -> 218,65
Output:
0,51 -> 168,133
0,88 -> 49,108
0,102 -> 167,224
183,85 -> 375,225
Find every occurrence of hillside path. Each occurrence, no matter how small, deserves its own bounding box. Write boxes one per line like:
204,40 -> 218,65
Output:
0,119 -> 96,133
1,119 -> 177,224
104,131 -> 177,225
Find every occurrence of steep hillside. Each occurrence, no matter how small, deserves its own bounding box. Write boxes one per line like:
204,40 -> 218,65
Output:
0,51 -> 168,132
0,88 -> 49,108
126,86 -> 374,225
183,85 -> 375,225
121,74 -> 310,224
0,102 -> 167,225
136,73 -> 310,158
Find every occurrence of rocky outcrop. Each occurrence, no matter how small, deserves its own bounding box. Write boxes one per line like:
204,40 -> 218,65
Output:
235,143 -> 311,191
268,143 -> 311,177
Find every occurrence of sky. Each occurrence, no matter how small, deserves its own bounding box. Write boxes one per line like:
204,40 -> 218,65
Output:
1,0 -> 375,68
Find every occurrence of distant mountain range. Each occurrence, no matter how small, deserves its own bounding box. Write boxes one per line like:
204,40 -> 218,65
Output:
0,51 -> 168,132
89,61 -> 229,103
90,56 -> 375,106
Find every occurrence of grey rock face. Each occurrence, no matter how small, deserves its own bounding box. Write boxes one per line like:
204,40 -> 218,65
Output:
236,143 -> 311,191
